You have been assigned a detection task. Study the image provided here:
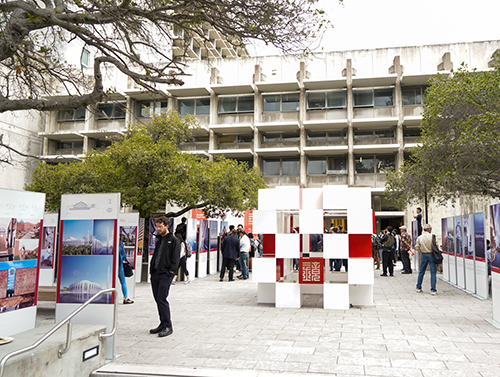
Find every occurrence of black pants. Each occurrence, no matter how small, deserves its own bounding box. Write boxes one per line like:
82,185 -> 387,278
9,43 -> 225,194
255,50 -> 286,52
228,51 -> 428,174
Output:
400,249 -> 412,272
382,251 -> 394,275
178,255 -> 189,278
220,257 -> 235,281
151,272 -> 173,329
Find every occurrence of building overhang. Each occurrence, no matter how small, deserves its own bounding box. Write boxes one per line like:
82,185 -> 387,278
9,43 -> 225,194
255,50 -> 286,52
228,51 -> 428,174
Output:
211,123 -> 254,134
166,86 -> 211,97
404,143 -> 421,152
352,117 -> 399,129
402,116 -> 423,127
255,81 -> 300,93
352,144 -> 399,154
124,90 -> 168,101
39,154 -> 84,163
38,131 -> 84,141
352,75 -> 397,88
303,119 -> 348,131
182,150 -> 210,158
208,149 -> 254,158
303,146 -> 348,156
375,211 -> 405,218
190,124 -> 209,137
211,84 -> 254,95
303,78 -> 347,90
255,121 -> 300,132
80,130 -> 124,139
255,147 -> 300,157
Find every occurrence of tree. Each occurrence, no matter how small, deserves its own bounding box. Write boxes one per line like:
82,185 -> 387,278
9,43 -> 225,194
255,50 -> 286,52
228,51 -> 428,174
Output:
25,110 -> 267,217
0,0 -> 333,113
385,55 -> 500,207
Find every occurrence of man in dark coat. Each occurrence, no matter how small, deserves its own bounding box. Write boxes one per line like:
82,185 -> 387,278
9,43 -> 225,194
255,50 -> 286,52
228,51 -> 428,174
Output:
220,229 -> 240,282
149,216 -> 180,337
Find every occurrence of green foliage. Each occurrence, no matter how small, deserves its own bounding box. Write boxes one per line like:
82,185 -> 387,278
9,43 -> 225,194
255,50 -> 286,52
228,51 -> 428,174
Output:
26,111 -> 266,217
385,53 -> 500,206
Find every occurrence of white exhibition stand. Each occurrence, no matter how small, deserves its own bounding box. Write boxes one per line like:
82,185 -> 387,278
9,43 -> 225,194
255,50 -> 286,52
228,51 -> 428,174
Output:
253,185 -> 374,310
449,254 -> 457,285
56,193 -> 120,360
490,272 -> 500,327
208,220 -> 218,275
197,219 -> 208,278
456,255 -> 465,289
0,189 -> 45,337
186,219 -> 197,282
476,261 -> 488,299
442,252 -> 449,282
38,212 -> 58,287
464,256 -> 475,294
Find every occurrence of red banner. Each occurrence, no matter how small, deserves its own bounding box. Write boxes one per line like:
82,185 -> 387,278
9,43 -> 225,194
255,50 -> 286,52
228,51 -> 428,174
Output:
299,258 -> 324,284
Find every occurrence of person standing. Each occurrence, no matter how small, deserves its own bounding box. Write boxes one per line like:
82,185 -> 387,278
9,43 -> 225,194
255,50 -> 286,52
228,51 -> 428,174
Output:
173,232 -> 190,284
149,216 -> 180,337
415,224 -> 437,295
118,240 -> 134,304
414,207 -> 423,236
399,226 -> 412,274
220,229 -> 239,281
380,226 -> 395,277
237,230 -> 250,280
174,217 -> 187,240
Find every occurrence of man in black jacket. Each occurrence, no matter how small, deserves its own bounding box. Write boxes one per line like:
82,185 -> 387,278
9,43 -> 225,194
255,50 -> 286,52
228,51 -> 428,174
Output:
220,229 -> 240,282
149,216 -> 180,337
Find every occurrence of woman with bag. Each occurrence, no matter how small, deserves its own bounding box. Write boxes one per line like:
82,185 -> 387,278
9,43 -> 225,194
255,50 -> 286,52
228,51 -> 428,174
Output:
173,232 -> 190,284
118,241 -> 134,304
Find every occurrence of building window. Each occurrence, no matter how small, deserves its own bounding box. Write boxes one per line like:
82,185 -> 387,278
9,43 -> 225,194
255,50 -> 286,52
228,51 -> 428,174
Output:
306,130 -> 346,143
308,156 -> 347,175
354,128 -> 395,142
263,93 -> 300,112
179,97 -> 210,116
58,107 -> 86,122
307,90 -> 346,110
402,86 -> 426,106
97,102 -> 126,120
355,154 -> 395,173
81,49 -> 90,67
263,158 -> 299,175
95,140 -> 112,149
218,135 -> 253,144
57,140 -> 84,150
218,95 -> 254,114
262,132 -> 300,143
403,126 -> 421,138
353,89 -> 393,107
137,101 -> 168,117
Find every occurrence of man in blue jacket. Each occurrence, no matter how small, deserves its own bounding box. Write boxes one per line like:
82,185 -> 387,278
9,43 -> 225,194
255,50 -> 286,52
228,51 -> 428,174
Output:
220,229 -> 240,282
149,216 -> 180,337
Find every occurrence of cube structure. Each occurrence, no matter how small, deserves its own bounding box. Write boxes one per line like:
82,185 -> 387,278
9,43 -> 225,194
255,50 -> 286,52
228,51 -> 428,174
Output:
253,185 -> 374,309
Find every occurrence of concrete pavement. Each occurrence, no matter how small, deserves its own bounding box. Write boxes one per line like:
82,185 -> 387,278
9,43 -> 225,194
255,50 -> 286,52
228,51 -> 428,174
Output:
38,263 -> 500,377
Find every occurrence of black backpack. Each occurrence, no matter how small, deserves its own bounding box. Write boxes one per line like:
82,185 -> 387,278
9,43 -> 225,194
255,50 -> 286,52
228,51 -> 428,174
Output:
383,234 -> 395,249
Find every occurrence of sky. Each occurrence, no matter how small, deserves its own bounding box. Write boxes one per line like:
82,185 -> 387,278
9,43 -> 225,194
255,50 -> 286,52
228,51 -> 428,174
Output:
249,0 -> 500,56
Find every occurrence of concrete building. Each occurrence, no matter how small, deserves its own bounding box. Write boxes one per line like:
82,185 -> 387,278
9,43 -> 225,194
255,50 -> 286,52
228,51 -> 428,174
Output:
36,40 -> 500,232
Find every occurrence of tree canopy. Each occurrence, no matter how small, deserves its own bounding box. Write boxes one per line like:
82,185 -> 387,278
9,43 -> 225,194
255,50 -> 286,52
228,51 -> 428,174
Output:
25,111 -> 266,217
0,0 -> 333,113
385,55 -> 500,207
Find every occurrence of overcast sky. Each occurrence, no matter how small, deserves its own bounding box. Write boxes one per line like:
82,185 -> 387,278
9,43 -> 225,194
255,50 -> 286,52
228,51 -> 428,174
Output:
249,0 -> 500,56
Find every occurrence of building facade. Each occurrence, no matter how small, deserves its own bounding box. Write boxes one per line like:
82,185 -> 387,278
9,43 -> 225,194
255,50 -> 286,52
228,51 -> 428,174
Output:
34,40 -> 500,232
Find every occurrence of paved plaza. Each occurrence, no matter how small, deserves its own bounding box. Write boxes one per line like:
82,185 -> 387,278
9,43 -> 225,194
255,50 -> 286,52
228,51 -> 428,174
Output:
37,264 -> 500,377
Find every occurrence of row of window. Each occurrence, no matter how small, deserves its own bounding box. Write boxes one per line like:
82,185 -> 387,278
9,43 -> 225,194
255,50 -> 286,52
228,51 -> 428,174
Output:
262,155 -> 396,176
58,86 -> 427,121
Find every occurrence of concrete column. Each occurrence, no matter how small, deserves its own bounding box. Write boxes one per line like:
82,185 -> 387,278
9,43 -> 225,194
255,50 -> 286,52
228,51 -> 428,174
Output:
345,59 -> 354,186
298,61 -> 307,188
392,56 -> 404,170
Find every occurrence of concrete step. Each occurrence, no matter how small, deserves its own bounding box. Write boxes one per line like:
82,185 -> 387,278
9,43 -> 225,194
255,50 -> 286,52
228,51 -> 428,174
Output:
1,323 -> 106,377
92,364 -> 261,377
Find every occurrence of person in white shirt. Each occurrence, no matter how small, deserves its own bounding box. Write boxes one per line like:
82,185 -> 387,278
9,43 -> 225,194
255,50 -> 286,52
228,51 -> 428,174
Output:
237,230 -> 251,280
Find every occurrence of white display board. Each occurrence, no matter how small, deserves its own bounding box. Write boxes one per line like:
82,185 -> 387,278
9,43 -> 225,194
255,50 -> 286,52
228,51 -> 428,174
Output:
456,256 -> 465,289
476,261 -> 488,299
56,193 -> 120,360
492,273 -> 500,325
442,253 -> 449,282
0,189 -> 45,337
464,258 -> 475,294
118,212 -> 139,299
449,254 -> 457,285
39,212 -> 58,287
186,219 -> 197,282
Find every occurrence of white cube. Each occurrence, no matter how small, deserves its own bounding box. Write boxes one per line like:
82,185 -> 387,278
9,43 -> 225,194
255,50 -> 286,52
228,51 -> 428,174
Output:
252,258 -> 277,283
348,258 -> 374,285
299,209 -> 324,234
324,283 -> 350,309
276,282 -> 302,308
323,233 -> 348,258
252,210 -> 278,234
275,233 -> 300,258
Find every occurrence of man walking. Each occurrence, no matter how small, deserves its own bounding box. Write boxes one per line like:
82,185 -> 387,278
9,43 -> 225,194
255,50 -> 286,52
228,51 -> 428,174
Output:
220,229 -> 239,281
380,226 -> 395,276
415,224 -> 437,295
399,225 -> 412,274
149,216 -> 180,337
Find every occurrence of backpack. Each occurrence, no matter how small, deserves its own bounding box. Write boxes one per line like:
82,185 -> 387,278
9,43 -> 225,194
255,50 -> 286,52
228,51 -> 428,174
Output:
383,234 -> 395,249
184,241 -> 193,258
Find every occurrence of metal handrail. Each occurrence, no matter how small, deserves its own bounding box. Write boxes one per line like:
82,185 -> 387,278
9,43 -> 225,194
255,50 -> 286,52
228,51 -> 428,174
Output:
0,288 -> 117,377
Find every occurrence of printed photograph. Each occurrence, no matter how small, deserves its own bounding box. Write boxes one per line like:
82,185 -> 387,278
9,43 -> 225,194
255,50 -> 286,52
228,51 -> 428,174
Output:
209,220 -> 218,252
13,239 -> 39,261
120,226 -> 136,266
199,219 -> 209,253
59,255 -> 113,304
455,216 -> 463,256
40,226 -> 56,268
444,217 -> 455,255
441,218 -> 448,252
16,218 -> 41,240
137,218 -> 144,256
61,219 -> 93,256
490,204 -> 500,270
474,212 -> 485,260
92,219 -> 115,255
149,218 -> 157,255
463,214 -> 473,256
0,259 -> 38,313
0,217 -> 16,262
186,219 -> 197,254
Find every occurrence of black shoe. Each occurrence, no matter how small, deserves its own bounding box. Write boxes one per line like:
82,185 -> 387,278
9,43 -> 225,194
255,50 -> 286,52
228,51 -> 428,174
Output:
401,271 -> 411,274
158,327 -> 173,337
149,325 -> 164,334
219,279 -> 223,282
380,274 -> 387,277
390,274 -> 394,276
229,279 -> 235,281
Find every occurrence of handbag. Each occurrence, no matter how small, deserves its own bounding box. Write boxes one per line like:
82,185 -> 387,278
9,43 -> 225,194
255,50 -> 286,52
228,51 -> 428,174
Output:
432,235 -> 443,265
184,241 -> 193,258
123,259 -> 134,277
